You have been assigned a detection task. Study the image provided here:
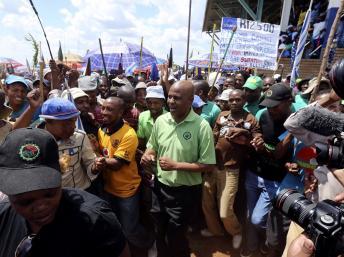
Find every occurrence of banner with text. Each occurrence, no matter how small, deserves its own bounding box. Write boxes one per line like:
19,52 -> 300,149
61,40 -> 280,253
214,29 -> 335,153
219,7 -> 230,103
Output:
220,17 -> 280,70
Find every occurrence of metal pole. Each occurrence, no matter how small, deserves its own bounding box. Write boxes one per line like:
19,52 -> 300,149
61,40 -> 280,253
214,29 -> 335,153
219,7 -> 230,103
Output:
185,0 -> 192,80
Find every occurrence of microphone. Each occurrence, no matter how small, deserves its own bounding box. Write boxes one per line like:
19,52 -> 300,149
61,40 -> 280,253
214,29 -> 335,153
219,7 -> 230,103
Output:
284,105 -> 343,146
298,106 -> 344,136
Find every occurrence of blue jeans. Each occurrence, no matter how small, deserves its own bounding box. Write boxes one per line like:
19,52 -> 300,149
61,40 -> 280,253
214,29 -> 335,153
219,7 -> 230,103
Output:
99,190 -> 154,249
244,170 -> 280,251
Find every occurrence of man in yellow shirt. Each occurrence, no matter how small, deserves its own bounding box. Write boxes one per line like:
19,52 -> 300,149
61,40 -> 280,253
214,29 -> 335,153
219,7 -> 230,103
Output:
93,97 -> 153,255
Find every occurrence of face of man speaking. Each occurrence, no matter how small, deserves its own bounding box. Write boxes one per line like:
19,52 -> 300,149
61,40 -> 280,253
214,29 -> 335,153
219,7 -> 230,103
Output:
167,81 -> 194,123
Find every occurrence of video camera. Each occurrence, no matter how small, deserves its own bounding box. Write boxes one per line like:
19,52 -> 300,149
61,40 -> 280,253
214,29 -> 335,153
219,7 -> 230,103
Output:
275,189 -> 344,257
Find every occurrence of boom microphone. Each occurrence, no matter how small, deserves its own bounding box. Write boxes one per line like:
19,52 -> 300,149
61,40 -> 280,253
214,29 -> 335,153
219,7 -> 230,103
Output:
284,105 -> 344,145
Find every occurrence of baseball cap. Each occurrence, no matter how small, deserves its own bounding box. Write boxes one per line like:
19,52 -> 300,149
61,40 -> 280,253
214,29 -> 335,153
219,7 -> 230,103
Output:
61,88 -> 89,100
5,75 -> 29,89
78,76 -> 98,91
260,83 -> 293,108
243,76 -> 263,90
302,77 -> 331,95
0,128 -> 61,195
112,77 -> 127,86
218,89 -> 232,101
33,79 -> 51,88
43,68 -> 52,79
192,95 -> 206,108
135,82 -> 147,90
146,86 -> 165,99
39,97 -> 80,120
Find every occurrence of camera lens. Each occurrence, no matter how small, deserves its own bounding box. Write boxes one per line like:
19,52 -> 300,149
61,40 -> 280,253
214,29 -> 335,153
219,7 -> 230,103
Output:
315,143 -> 342,168
275,189 -> 316,227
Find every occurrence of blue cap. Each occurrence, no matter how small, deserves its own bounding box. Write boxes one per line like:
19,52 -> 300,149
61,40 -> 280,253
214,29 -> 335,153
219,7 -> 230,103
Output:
192,95 -> 206,108
5,75 -> 29,89
39,97 -> 80,120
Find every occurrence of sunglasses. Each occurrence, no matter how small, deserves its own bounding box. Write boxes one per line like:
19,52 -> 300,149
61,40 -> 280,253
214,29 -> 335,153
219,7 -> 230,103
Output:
15,234 -> 36,257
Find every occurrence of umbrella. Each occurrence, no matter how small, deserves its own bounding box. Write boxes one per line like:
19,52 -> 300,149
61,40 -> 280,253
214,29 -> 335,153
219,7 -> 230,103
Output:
56,52 -> 85,69
188,53 -> 219,68
84,41 -> 157,71
188,53 -> 239,71
0,57 -> 23,69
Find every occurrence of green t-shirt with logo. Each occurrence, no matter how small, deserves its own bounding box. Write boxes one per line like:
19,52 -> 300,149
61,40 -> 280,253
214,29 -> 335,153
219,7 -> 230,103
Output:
147,109 -> 216,187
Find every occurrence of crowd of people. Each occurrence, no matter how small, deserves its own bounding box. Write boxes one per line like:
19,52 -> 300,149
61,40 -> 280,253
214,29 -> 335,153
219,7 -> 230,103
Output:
279,0 -> 329,59
0,57 -> 344,257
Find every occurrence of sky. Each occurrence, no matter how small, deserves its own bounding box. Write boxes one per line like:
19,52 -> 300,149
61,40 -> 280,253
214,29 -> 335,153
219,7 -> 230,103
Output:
0,0 -> 213,66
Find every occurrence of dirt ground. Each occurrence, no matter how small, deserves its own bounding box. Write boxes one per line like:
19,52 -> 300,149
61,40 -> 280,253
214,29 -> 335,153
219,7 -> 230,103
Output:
189,233 -> 263,257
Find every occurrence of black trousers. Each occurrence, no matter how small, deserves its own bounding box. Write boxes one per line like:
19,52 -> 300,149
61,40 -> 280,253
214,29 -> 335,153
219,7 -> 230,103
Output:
150,180 -> 202,257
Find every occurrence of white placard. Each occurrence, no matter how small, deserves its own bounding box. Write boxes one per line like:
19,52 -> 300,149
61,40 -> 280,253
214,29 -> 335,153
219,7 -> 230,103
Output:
220,17 -> 281,70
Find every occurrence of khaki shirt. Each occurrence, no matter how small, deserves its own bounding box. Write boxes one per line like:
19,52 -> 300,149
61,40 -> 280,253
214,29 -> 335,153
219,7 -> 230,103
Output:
0,120 -> 12,144
58,129 -> 97,189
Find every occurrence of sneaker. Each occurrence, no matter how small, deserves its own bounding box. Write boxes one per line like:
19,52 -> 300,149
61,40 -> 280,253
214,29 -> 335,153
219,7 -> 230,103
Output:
200,228 -> 215,237
232,234 -> 242,249
240,249 -> 253,257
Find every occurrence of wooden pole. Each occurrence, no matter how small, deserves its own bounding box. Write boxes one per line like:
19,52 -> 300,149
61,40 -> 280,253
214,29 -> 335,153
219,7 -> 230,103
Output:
208,24 -> 216,78
98,38 -> 109,87
211,26 -> 237,88
139,36 -> 143,70
39,61 -> 44,102
185,0 -> 192,80
29,0 -> 54,60
310,0 -> 344,102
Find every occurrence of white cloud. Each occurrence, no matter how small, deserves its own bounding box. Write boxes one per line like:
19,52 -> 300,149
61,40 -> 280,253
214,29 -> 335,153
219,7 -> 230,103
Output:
0,0 -> 211,66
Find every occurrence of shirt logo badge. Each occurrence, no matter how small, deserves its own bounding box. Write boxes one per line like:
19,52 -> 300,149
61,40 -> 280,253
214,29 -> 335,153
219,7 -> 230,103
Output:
124,150 -> 130,160
112,139 -> 120,148
183,132 -> 192,140
266,89 -> 273,97
103,148 -> 109,157
19,143 -> 40,161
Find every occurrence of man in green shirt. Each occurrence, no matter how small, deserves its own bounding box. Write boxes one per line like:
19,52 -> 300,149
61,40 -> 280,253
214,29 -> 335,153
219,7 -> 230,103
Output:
137,86 -> 166,150
243,76 -> 264,116
141,80 -> 216,257
193,80 -> 221,127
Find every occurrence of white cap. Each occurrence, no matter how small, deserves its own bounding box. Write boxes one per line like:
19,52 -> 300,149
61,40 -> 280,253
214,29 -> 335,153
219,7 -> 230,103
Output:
146,86 -> 165,99
61,88 -> 89,100
218,89 -> 232,101
43,68 -> 52,79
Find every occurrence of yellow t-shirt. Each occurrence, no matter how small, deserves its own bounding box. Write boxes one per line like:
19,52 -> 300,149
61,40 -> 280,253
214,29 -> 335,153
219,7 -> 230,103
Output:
98,123 -> 141,198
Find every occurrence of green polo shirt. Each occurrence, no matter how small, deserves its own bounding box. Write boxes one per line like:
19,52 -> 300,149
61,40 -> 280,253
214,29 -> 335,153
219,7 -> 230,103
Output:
137,109 -> 167,144
201,101 -> 221,127
243,100 -> 261,116
147,109 -> 216,187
